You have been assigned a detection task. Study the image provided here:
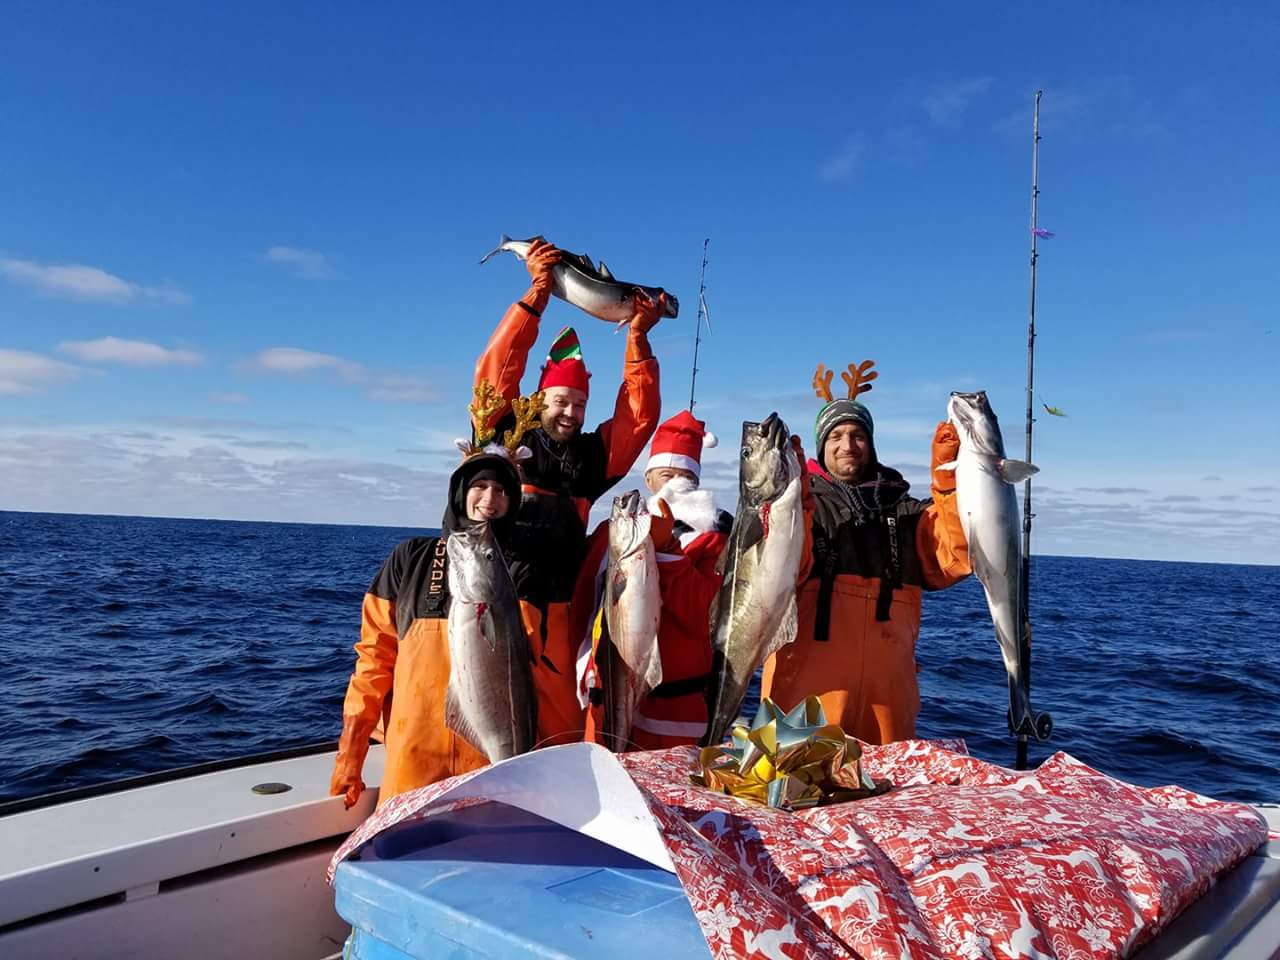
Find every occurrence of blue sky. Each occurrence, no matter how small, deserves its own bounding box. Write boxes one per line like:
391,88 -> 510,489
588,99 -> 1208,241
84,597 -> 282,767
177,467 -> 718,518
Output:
2,3 -> 1277,563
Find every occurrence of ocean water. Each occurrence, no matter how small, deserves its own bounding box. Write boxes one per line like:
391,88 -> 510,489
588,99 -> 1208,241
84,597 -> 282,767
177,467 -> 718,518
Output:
1,510 -> 1277,805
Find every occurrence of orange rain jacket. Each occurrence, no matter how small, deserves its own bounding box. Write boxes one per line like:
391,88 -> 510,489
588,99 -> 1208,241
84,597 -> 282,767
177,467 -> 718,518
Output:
762,441 -> 970,745
332,455 -> 527,806
475,285 -> 660,746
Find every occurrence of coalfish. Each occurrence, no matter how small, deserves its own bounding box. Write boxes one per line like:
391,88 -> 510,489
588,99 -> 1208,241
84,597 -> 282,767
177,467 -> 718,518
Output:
480,234 -> 680,327
942,391 -> 1051,740
445,522 -> 537,762
600,491 -> 662,752
702,414 -> 806,747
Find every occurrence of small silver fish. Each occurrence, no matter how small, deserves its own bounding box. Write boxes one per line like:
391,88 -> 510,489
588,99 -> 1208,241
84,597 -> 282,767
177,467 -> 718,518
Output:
480,234 -> 680,328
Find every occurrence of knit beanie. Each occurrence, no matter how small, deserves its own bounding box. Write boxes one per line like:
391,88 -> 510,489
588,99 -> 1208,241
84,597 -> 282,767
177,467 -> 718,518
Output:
814,398 -> 876,470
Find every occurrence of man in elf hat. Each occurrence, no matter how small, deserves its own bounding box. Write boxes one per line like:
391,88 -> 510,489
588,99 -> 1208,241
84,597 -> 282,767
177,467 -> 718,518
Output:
473,239 -> 664,745
329,396 -> 532,809
761,361 -> 971,745
571,409 -> 732,750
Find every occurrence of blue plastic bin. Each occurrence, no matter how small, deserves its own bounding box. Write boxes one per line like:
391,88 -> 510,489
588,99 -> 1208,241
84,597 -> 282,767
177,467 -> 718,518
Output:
334,800 -> 710,959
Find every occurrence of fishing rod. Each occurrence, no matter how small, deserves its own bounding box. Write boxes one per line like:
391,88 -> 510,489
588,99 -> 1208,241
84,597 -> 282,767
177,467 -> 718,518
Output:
1017,91 -> 1043,771
689,238 -> 710,410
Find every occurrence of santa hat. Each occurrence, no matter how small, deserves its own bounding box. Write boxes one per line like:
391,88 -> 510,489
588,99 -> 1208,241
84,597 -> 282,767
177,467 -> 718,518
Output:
537,326 -> 591,396
645,410 -> 718,479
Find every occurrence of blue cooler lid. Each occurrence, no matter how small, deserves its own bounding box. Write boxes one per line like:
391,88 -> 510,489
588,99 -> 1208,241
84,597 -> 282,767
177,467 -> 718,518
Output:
334,800 -> 710,959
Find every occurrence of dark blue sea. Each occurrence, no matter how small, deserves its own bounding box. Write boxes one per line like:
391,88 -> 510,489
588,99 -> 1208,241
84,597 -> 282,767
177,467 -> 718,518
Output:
1,510 -> 1277,806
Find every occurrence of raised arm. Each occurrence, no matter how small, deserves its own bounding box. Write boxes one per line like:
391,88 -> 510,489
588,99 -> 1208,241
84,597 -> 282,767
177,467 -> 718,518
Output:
596,291 -> 663,478
917,421 -> 971,589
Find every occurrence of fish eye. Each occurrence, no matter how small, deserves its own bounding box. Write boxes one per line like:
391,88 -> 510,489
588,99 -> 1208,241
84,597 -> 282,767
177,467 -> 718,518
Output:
741,446 -> 751,458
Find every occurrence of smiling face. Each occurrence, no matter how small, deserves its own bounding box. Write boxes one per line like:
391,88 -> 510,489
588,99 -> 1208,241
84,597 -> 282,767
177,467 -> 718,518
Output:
540,386 -> 587,441
822,421 -> 872,483
465,478 -> 510,522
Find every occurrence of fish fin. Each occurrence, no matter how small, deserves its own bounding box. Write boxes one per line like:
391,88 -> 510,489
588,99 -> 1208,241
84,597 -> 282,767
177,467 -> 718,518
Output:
444,681 -> 485,754
613,318 -> 631,333
478,233 -> 513,265
735,510 -> 766,552
598,260 -> 614,281
935,460 -> 958,472
763,595 -> 799,660
998,459 -> 1040,484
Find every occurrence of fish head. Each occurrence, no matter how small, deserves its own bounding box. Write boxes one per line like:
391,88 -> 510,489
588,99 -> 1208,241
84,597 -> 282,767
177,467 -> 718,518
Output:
739,413 -> 796,505
609,489 -> 650,556
445,522 -> 504,602
947,391 -> 1007,459
662,292 -> 680,318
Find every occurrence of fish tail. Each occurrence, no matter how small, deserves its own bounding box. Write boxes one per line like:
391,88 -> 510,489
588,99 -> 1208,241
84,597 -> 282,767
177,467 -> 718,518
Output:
478,233 -> 513,265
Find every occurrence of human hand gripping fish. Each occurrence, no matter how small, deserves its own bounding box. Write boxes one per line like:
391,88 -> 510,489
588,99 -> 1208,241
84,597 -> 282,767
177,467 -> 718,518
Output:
480,234 -> 680,328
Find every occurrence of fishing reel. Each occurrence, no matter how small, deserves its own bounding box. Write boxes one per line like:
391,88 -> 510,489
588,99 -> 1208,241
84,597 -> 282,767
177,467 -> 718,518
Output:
1009,709 -> 1054,742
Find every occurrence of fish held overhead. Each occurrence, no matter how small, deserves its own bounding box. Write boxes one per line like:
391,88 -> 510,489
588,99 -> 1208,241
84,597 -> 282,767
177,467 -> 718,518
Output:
938,390 -> 1052,742
480,234 -> 680,328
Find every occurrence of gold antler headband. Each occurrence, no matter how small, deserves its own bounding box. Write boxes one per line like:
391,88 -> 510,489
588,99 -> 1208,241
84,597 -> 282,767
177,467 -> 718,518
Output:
812,360 -> 878,403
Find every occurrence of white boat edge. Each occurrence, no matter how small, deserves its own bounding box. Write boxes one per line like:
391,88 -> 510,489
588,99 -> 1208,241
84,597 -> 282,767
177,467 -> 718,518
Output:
0,747 -> 1275,959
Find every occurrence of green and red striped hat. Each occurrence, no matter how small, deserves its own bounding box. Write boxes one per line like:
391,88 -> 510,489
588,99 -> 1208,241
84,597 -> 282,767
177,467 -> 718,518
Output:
537,326 -> 591,395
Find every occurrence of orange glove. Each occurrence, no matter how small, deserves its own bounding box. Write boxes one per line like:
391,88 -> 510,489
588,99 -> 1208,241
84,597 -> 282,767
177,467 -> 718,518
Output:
329,715 -> 373,810
525,238 -> 561,296
649,498 -> 680,553
790,435 -> 813,512
931,421 -> 961,494
630,290 -> 666,335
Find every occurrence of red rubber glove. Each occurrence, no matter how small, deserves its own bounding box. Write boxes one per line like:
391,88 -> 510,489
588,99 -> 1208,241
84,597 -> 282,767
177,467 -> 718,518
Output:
790,435 -> 813,512
329,716 -> 372,810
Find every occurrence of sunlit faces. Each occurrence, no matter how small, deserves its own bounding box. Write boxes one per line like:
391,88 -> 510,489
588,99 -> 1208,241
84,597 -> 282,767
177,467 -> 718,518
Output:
823,422 -> 871,483
540,386 -> 587,441
465,479 -> 509,521
644,466 -> 697,495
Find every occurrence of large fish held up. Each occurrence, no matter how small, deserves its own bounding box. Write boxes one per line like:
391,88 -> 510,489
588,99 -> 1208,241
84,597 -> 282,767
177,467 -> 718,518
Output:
702,414 -> 807,747
599,491 -> 662,752
942,391 -> 1053,741
480,234 -> 680,328
445,522 -> 538,762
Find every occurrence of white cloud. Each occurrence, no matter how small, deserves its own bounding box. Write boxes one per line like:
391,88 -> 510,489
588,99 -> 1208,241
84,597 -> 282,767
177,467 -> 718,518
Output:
0,258 -> 190,304
252,346 -> 362,379
819,134 -> 865,183
57,336 -> 202,366
921,77 -> 994,125
0,349 -> 79,394
248,346 -> 438,404
261,246 -> 335,279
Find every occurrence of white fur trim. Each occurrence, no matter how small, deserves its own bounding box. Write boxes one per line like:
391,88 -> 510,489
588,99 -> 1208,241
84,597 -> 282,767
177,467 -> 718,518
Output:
645,452 -> 702,477
650,478 -> 720,535
655,551 -> 684,563
454,438 -> 473,455
703,431 -> 718,448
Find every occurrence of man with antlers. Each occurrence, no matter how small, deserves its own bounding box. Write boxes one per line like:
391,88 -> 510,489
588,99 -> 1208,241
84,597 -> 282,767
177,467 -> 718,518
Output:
472,239 -> 664,746
760,360 -> 971,744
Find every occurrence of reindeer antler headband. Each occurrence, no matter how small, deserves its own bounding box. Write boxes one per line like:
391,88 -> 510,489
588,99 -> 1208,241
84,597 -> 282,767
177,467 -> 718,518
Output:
812,360 -> 877,404
456,378 -> 545,462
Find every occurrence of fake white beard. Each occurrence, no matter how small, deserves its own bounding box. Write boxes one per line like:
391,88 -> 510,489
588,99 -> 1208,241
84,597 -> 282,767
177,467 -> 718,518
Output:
649,476 -> 719,534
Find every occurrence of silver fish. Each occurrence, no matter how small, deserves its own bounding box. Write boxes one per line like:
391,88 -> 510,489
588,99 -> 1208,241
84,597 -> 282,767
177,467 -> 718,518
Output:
943,391 -> 1051,741
480,234 -> 680,327
445,522 -> 537,762
600,490 -> 662,752
702,414 -> 807,747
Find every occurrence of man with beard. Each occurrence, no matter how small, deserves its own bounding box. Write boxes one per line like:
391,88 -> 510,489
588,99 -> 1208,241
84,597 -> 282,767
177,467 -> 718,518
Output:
571,410 -> 730,750
761,361 -> 971,744
474,239 -> 664,745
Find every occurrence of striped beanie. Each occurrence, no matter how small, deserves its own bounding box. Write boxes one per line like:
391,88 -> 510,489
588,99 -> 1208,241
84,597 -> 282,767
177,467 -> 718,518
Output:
815,399 -> 875,469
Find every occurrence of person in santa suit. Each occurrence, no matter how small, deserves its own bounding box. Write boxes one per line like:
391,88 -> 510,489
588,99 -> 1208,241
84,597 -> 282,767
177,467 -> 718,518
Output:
571,410 -> 731,750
